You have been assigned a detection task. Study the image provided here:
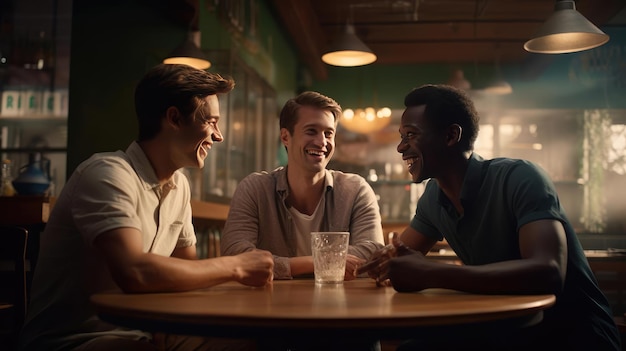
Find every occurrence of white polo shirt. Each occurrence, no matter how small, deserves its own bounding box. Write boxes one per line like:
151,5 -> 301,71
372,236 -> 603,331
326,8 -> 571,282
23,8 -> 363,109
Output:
20,142 -> 196,351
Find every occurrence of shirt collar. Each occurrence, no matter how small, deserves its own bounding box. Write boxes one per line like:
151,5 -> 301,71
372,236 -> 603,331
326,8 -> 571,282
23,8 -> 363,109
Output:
276,166 -> 334,196
435,152 -> 484,212
125,141 -> 176,191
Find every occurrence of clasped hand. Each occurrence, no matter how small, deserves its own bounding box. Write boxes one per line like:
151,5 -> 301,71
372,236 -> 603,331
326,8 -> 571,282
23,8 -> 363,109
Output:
356,232 -> 413,286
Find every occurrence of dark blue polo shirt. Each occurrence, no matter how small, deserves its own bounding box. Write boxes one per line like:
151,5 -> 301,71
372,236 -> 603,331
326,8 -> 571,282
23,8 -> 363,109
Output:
410,153 -> 620,350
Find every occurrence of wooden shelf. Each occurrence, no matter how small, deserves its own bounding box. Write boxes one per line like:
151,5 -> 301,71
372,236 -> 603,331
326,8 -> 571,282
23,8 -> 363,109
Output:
0,197 -> 230,225
191,200 -> 230,222
0,196 -> 51,225
191,200 -> 230,258
0,115 -> 67,120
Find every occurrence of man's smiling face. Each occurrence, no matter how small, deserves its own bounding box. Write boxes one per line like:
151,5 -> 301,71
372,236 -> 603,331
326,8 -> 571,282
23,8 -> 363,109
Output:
177,94 -> 223,169
282,105 -> 336,174
397,104 -> 445,183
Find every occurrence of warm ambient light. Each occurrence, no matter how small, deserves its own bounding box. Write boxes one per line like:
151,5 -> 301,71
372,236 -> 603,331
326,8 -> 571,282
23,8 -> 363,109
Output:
524,0 -> 609,54
483,79 -> 513,95
340,107 -> 391,134
163,31 -> 211,70
507,124 -> 543,151
322,24 -> 376,67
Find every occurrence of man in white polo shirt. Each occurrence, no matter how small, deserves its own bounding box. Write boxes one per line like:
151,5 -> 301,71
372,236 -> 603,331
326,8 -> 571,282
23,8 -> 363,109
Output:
19,64 -> 274,351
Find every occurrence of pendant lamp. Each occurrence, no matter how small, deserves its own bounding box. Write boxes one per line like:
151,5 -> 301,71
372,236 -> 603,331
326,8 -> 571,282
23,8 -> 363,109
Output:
446,69 -> 471,91
483,79 -> 513,95
163,30 -> 211,70
524,0 -> 609,54
322,24 -> 377,67
484,44 -> 512,95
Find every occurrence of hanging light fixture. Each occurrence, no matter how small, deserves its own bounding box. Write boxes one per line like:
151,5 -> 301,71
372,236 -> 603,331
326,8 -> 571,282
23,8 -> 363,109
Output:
484,44 -> 512,95
163,30 -> 211,70
446,69 -> 471,91
322,5 -> 376,68
524,0 -> 609,54
163,0 -> 210,70
322,24 -> 376,67
483,79 -> 513,95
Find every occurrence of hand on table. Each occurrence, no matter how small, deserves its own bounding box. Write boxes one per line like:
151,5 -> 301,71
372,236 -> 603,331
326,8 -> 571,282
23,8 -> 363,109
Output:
356,232 -> 412,286
344,254 -> 366,281
234,249 -> 274,287
385,251 -> 434,292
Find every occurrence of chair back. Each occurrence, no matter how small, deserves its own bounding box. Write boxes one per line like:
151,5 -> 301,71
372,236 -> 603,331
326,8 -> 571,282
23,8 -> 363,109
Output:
0,225 -> 28,344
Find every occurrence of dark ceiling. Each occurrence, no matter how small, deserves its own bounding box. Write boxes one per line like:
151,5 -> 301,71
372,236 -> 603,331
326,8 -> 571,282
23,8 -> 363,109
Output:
268,0 -> 626,80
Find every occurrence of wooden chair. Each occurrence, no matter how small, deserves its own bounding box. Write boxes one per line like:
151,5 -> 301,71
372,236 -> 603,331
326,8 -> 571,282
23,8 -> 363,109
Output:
0,225 -> 28,350
618,313 -> 626,333
616,312 -> 626,351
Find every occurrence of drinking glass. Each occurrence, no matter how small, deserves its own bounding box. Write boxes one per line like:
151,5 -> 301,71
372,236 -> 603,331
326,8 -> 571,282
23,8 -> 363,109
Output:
311,231 -> 350,284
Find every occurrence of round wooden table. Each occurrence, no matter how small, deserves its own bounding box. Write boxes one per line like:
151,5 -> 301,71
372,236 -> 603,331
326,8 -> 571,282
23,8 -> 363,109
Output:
91,278 -> 555,340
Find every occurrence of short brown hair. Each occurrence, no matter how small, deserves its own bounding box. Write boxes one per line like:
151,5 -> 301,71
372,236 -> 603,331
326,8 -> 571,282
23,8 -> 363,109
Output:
279,91 -> 342,134
135,64 -> 235,141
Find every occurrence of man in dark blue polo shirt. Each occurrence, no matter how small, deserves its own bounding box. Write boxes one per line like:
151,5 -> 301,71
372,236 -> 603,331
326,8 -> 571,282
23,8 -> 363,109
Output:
362,84 -> 621,350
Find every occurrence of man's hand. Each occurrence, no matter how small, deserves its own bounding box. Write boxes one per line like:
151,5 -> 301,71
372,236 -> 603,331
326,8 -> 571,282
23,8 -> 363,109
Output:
385,251 -> 432,292
344,254 -> 366,280
233,249 -> 274,287
356,232 -> 412,286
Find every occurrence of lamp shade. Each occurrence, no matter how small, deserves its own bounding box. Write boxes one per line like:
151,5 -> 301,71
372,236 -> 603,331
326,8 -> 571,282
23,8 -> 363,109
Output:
524,0 -> 609,54
163,31 -> 211,70
322,24 -> 376,67
446,69 -> 471,91
484,79 -> 513,95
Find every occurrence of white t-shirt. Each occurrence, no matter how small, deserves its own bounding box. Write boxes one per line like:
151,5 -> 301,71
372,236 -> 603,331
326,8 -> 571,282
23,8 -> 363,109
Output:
288,193 -> 325,256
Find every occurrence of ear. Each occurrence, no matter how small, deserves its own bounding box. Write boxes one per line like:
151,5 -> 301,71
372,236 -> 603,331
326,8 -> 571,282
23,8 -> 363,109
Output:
280,128 -> 290,147
446,124 -> 462,146
164,106 -> 182,129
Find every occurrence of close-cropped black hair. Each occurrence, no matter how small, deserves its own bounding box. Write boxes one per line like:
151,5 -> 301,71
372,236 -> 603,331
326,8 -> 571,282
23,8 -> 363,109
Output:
404,84 -> 479,152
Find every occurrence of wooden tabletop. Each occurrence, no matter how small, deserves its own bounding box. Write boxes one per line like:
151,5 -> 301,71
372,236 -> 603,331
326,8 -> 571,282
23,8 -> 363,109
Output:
91,278 -> 555,339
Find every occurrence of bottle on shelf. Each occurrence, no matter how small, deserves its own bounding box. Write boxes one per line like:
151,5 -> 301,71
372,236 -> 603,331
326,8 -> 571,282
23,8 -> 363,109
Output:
1,159 -> 16,196
12,152 -> 51,196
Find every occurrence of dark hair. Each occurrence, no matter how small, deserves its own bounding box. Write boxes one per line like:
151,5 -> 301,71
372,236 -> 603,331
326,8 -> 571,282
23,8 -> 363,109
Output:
404,84 -> 479,152
279,91 -> 342,134
134,64 -> 235,141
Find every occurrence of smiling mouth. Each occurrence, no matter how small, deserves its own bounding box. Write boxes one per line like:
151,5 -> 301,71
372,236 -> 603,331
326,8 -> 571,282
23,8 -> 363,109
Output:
306,149 -> 326,157
404,157 -> 419,169
200,143 -> 210,157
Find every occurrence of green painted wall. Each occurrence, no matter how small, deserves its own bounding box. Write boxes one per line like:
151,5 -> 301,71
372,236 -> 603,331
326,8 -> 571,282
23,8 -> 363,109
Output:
67,0 -> 300,174
199,1 -> 299,105
68,1 -> 182,172
308,64 -> 495,110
